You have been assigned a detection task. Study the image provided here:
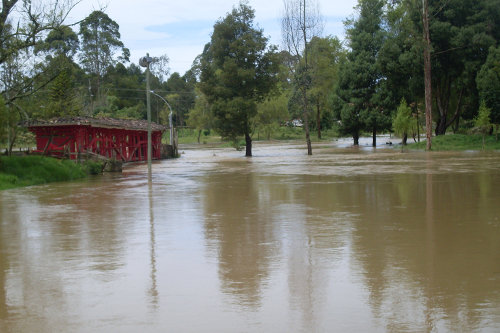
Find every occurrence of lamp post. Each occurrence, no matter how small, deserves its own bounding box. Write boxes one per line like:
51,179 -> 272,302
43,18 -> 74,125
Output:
150,91 -> 174,147
139,54 -> 156,174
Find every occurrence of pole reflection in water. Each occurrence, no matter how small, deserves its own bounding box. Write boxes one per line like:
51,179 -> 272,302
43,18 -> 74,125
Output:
425,152 -> 436,330
148,175 -> 158,309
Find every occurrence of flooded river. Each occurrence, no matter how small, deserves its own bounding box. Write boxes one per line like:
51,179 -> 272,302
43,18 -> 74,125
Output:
1,142 -> 499,332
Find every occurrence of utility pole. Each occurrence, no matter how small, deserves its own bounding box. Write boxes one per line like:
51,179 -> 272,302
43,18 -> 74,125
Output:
422,0 -> 432,150
140,54 -> 155,174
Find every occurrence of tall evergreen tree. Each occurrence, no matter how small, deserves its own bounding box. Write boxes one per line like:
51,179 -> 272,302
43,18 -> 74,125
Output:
199,2 -> 279,157
336,0 -> 387,146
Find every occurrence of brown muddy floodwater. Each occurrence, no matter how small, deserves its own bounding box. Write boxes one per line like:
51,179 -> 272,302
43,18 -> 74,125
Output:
1,141 -> 500,332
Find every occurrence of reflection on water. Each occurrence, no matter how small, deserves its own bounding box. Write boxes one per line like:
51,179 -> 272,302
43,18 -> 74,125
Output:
148,177 -> 159,309
1,142 -> 499,332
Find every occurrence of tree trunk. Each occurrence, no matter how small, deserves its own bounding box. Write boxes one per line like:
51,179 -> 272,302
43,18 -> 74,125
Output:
301,86 -> 312,155
372,125 -> 377,147
316,100 -> 321,139
353,131 -> 359,146
245,132 -> 252,157
8,128 -> 16,156
402,133 -> 408,145
435,116 -> 447,136
415,103 -> 421,143
197,129 -> 201,144
304,111 -> 312,155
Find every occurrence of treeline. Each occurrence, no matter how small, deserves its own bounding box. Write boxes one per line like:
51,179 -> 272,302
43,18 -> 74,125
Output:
1,0 -> 500,155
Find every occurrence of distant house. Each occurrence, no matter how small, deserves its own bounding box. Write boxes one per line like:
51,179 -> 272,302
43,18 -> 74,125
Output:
26,117 -> 166,162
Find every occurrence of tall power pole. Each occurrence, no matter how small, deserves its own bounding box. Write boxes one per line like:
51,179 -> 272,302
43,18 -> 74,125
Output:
140,54 -> 155,174
423,0 -> 432,150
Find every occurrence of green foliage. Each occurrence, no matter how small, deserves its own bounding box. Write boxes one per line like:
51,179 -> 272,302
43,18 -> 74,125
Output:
474,101 -> 492,149
335,0 -> 388,145
177,128 -> 221,145
255,93 -> 289,140
79,10 -> 129,101
165,72 -> 196,127
477,46 -> 500,124
474,101 -> 492,130
83,160 -> 104,175
423,0 -> 498,135
186,89 -> 213,143
35,25 -> 79,59
378,1 -> 423,115
308,36 -> 344,137
0,156 -> 87,190
44,56 -> 81,118
393,98 -> 413,144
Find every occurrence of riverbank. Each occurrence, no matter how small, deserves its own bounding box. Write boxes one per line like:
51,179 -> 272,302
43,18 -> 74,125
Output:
0,155 -> 94,190
406,134 -> 500,151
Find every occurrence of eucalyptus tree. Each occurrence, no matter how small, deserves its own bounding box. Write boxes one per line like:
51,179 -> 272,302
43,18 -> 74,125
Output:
199,2 -> 280,157
79,10 -> 129,107
281,0 -> 323,155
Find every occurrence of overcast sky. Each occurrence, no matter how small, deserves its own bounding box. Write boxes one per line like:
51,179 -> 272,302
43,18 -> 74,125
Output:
67,0 -> 358,76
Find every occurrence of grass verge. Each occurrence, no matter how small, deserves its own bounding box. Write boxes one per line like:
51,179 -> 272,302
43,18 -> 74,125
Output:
0,155 -> 93,190
407,134 -> 500,151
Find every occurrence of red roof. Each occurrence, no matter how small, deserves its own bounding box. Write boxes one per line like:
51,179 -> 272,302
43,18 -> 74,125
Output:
24,117 -> 167,132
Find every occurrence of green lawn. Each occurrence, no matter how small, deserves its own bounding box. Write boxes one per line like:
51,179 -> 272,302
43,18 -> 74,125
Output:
407,134 -> 500,151
0,155 -> 89,190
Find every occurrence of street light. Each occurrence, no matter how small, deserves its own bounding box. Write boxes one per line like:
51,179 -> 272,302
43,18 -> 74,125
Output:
139,53 -> 156,174
150,91 -> 174,147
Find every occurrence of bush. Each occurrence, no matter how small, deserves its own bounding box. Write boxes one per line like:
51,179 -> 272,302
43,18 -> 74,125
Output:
83,160 -> 104,175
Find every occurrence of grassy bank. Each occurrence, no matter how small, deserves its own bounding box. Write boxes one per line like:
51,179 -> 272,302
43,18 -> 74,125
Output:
407,134 -> 500,151
0,155 -> 91,190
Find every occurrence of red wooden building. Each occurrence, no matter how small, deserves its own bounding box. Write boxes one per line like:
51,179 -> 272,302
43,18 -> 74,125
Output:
26,117 -> 166,162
